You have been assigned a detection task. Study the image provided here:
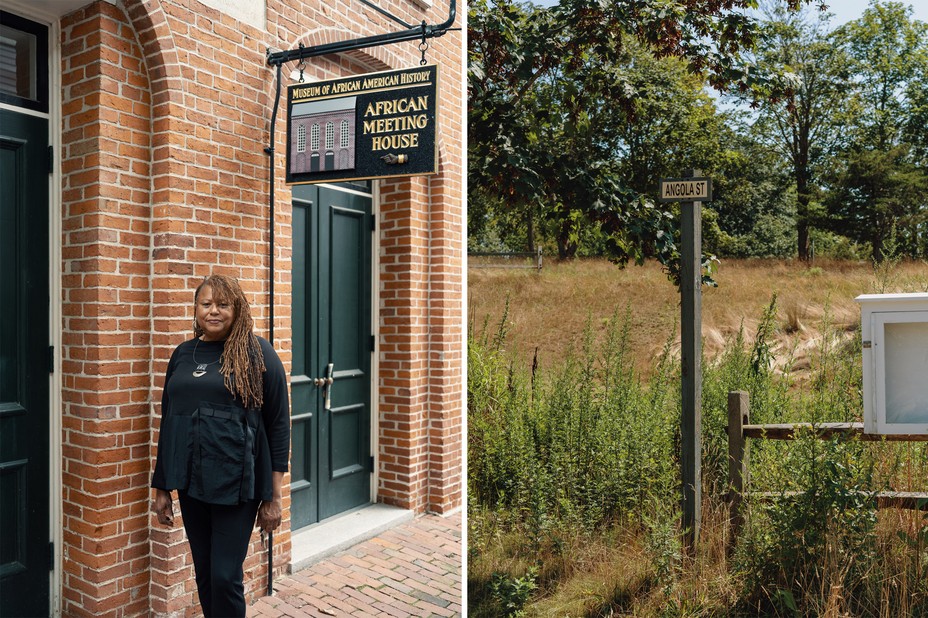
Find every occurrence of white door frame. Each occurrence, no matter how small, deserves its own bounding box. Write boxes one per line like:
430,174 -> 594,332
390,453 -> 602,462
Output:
2,2 -> 63,614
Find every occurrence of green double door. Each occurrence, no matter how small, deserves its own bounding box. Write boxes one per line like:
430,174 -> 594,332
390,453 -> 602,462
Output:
0,109 -> 51,616
291,183 -> 373,530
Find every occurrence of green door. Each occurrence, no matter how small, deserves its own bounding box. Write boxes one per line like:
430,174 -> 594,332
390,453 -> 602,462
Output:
0,109 -> 50,617
292,183 -> 373,530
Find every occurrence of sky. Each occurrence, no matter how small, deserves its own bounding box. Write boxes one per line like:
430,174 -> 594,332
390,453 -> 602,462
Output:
529,0 -> 928,26
819,0 -> 927,26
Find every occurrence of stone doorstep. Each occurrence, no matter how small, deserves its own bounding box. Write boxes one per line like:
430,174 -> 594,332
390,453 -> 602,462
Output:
289,503 -> 415,573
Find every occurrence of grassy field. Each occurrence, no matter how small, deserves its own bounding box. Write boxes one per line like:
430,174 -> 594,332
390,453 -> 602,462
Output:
467,258 -> 928,617
468,258 -> 928,378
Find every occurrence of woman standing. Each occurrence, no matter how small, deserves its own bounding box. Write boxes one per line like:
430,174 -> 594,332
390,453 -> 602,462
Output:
151,274 -> 290,617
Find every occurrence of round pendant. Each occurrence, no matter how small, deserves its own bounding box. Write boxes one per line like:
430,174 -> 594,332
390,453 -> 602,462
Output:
192,370 -> 207,378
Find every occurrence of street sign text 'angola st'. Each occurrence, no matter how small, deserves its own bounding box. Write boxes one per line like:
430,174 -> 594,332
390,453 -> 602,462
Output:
659,177 -> 712,202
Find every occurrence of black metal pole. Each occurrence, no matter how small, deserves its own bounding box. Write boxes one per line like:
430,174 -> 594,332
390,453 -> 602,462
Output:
266,62 -> 280,348
267,530 -> 274,596
263,60 -> 282,598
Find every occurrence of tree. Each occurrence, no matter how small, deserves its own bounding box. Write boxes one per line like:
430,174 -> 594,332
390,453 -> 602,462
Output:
735,3 -> 851,261
905,69 -> 928,167
468,0 -> 550,253
612,39 -> 726,198
826,146 -> 928,261
528,35 -> 727,259
833,1 -> 928,152
825,1 -> 928,260
468,0 -> 822,269
710,116 -> 798,258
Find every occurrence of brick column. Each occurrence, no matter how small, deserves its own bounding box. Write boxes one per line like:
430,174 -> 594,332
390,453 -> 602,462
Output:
60,3 -> 153,616
377,177 -> 432,511
425,166 -> 464,513
425,31 -> 465,514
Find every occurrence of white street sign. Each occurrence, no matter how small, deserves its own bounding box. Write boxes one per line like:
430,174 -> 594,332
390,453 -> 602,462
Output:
659,178 -> 712,202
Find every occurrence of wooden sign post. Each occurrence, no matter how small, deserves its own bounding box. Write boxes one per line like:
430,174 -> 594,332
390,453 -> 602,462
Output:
659,170 -> 712,551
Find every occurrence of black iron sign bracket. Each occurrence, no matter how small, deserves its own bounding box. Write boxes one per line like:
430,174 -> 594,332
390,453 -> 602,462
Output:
265,0 -> 457,66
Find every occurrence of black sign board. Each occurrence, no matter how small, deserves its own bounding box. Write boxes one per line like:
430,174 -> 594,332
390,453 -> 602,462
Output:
286,65 -> 439,184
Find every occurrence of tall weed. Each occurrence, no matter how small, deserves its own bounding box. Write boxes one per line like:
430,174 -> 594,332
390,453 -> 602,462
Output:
468,298 -> 928,616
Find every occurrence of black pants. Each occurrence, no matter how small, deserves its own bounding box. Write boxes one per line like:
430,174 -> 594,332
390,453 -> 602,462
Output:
178,492 -> 260,618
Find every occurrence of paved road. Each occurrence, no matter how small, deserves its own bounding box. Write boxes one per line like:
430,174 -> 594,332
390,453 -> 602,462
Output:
248,512 -> 462,617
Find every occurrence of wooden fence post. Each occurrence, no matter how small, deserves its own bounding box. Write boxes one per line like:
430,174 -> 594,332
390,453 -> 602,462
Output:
728,390 -> 750,551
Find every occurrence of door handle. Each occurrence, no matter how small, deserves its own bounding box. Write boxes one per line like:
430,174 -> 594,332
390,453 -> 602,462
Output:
313,363 -> 335,410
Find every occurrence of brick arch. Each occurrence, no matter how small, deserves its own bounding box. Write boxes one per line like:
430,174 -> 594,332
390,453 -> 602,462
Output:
295,26 -> 400,72
57,2 -> 174,616
120,0 -> 186,194
122,0 -> 184,110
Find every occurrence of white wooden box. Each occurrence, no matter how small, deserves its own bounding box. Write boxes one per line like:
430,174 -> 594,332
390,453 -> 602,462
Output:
857,293 -> 928,435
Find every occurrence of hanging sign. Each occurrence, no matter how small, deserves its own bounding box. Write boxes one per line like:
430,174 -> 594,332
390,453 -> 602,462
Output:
286,65 -> 439,184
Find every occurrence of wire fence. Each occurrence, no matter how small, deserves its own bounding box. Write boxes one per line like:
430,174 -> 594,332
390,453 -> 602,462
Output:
468,247 -> 543,271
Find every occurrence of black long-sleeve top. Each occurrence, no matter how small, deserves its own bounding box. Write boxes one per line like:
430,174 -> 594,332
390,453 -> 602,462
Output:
152,336 -> 290,504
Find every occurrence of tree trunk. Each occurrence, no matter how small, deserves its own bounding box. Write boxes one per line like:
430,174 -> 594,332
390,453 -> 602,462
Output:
797,217 -> 810,263
526,210 -> 535,253
796,171 -> 811,262
871,215 -> 890,263
557,219 -> 577,260
557,236 -> 578,260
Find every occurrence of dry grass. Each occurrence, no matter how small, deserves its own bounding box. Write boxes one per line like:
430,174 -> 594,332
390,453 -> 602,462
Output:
468,258 -> 928,379
492,503 -> 744,617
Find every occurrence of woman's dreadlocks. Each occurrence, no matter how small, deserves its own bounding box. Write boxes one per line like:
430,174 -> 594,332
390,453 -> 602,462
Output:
193,274 -> 265,409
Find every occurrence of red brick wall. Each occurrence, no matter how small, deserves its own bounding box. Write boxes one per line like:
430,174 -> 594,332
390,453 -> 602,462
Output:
57,0 -> 462,615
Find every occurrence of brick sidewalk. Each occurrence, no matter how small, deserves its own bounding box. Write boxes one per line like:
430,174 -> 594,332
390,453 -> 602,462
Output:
248,512 -> 462,617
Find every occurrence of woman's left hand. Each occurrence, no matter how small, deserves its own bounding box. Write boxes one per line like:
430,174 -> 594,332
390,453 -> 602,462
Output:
257,499 -> 282,532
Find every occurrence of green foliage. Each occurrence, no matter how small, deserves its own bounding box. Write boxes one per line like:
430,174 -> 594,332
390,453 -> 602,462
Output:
469,308 -> 678,536
468,0 -> 928,264
832,1 -> 928,152
469,298 -> 928,615
701,295 -> 798,495
822,2 -> 928,261
737,431 -> 879,614
733,4 -> 854,261
808,228 -> 867,261
643,503 -> 682,598
710,121 -> 799,259
466,0 -> 809,269
488,568 -> 538,617
825,145 -> 928,262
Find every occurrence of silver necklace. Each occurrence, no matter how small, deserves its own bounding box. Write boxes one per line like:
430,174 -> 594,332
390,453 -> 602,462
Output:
192,338 -> 222,378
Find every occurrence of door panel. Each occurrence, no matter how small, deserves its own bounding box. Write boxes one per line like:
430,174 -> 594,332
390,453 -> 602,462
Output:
320,198 -> 371,519
292,184 -> 372,529
0,108 -> 50,618
291,193 -> 318,530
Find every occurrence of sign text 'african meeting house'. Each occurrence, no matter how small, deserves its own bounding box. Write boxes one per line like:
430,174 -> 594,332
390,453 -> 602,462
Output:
286,65 -> 439,184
